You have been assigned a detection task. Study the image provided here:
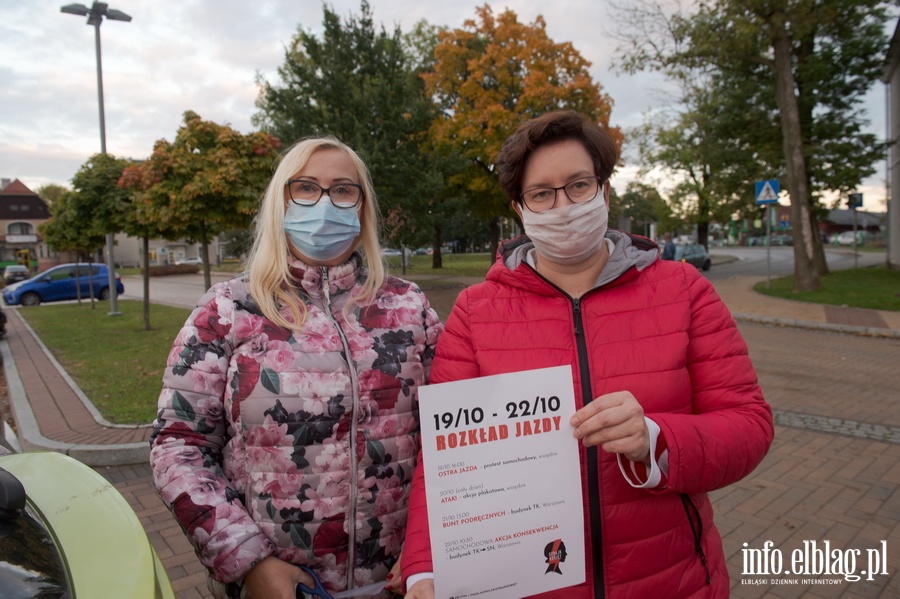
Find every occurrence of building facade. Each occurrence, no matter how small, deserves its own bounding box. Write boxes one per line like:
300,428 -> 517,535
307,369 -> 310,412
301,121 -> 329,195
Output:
113,235 -> 223,268
0,178 -> 221,271
0,178 -> 66,271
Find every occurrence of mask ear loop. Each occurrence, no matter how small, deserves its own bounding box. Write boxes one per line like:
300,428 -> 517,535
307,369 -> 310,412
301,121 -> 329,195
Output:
595,179 -> 609,204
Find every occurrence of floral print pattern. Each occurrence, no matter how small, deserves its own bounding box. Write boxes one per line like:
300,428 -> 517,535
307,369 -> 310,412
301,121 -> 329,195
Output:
150,254 -> 442,598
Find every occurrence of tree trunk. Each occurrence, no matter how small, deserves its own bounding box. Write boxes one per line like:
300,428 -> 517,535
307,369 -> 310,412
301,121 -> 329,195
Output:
86,258 -> 98,309
488,217 -> 500,260
142,235 -> 151,331
697,185 -> 711,249
77,259 -> 89,307
795,29 -> 829,277
697,222 -> 709,249
199,220 -> 211,290
432,224 -> 443,269
771,17 -> 819,292
808,209 -> 830,276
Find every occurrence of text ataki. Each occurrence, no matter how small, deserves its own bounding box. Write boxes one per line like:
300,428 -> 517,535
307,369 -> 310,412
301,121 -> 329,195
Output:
435,416 -> 563,451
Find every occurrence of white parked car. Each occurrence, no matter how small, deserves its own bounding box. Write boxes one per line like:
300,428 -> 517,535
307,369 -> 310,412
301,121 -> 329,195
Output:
834,231 -> 867,246
176,257 -> 203,265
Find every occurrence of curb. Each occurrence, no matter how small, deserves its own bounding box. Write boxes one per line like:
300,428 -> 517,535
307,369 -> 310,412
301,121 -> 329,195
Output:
0,323 -> 150,467
732,313 -> 900,339
15,313 -> 155,431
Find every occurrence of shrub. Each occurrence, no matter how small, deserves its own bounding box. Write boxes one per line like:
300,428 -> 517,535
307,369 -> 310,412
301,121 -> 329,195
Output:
143,264 -> 200,276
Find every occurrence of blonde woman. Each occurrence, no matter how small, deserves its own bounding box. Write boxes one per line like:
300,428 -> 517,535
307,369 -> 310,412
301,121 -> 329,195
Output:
151,137 -> 443,599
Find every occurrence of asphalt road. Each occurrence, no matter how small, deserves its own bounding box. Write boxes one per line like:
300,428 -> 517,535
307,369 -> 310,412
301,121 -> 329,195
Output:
705,246 -> 885,281
119,272 -> 232,309
118,247 -> 888,310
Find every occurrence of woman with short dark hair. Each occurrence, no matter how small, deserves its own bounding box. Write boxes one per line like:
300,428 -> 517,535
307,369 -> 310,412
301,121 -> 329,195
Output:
402,111 -> 773,598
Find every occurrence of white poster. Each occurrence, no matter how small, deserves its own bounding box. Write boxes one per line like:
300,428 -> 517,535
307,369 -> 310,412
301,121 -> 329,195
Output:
419,365 -> 585,599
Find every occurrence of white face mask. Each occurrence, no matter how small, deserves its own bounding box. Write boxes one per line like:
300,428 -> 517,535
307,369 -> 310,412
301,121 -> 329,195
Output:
519,193 -> 608,265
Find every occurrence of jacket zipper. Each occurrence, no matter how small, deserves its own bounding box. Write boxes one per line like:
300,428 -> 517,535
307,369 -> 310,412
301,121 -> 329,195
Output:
522,262 -> 606,597
573,298 -> 605,599
681,494 -> 712,584
320,267 -> 361,590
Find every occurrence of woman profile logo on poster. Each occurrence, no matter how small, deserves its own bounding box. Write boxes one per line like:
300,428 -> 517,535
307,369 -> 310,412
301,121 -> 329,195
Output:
544,539 -> 568,574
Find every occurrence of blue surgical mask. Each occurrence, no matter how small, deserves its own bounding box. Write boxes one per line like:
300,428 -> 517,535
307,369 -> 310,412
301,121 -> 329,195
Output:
283,198 -> 361,262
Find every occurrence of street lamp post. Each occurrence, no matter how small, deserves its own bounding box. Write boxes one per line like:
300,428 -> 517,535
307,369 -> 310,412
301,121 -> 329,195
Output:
61,2 -> 131,316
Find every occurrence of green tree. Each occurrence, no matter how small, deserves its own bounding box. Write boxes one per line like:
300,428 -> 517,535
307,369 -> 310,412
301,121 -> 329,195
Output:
40,190 -> 104,262
424,4 -> 621,256
403,21 -> 471,268
253,2 -> 442,268
631,77 -> 768,247
61,153 -> 135,239
218,229 -> 254,261
35,183 -> 67,206
41,154 -> 132,308
614,0 -> 892,291
617,181 -> 675,238
40,187 -> 109,308
118,160 -> 190,330
125,111 -> 280,290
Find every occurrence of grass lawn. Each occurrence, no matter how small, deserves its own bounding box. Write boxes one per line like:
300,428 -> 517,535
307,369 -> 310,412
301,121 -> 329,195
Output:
384,252 -> 493,278
17,300 -> 190,424
753,265 -> 900,311
117,254 -> 495,279
13,253 -> 493,425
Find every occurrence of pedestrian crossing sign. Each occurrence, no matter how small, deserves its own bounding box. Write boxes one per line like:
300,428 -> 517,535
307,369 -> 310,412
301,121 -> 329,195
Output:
755,180 -> 779,204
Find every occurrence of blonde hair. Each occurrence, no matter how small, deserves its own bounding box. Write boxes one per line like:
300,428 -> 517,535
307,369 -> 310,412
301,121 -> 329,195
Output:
245,136 -> 385,330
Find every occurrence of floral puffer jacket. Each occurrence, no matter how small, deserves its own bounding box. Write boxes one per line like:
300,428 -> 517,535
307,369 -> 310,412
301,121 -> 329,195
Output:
150,254 -> 443,598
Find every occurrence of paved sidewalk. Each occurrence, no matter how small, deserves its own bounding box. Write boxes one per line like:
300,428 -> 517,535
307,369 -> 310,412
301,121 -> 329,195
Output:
1,271 -> 898,598
713,324 -> 899,598
1,306 -> 152,465
713,275 -> 900,336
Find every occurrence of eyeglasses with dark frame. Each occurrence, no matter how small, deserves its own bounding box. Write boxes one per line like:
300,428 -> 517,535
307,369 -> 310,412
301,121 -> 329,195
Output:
520,176 -> 605,213
286,179 -> 363,208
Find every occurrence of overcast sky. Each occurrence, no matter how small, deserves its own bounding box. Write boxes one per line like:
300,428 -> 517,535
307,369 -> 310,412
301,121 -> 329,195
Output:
0,0 -> 893,211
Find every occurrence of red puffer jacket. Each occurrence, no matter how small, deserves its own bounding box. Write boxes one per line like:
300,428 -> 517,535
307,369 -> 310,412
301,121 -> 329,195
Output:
403,233 -> 773,598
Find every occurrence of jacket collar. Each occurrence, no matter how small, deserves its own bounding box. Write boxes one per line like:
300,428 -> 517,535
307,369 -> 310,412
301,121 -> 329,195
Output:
288,252 -> 362,299
491,230 -> 660,295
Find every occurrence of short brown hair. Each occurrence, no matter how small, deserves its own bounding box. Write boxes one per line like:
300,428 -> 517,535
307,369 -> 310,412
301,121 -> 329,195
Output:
497,111 -> 619,205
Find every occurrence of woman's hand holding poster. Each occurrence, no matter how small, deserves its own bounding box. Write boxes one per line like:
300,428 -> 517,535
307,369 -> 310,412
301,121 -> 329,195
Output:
419,366 -> 585,599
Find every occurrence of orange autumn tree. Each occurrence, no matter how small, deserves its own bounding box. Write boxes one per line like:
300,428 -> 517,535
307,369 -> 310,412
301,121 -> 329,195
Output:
424,4 -> 622,254
121,111 -> 281,290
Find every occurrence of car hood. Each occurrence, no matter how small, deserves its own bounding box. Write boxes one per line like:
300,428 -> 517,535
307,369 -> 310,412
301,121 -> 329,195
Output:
0,452 -> 174,599
2,281 -> 26,293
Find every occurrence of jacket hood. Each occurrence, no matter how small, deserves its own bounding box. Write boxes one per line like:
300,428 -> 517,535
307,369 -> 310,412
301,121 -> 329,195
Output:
491,230 -> 660,294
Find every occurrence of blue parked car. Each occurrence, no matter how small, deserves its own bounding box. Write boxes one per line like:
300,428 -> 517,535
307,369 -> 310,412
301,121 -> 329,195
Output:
2,263 -> 124,307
